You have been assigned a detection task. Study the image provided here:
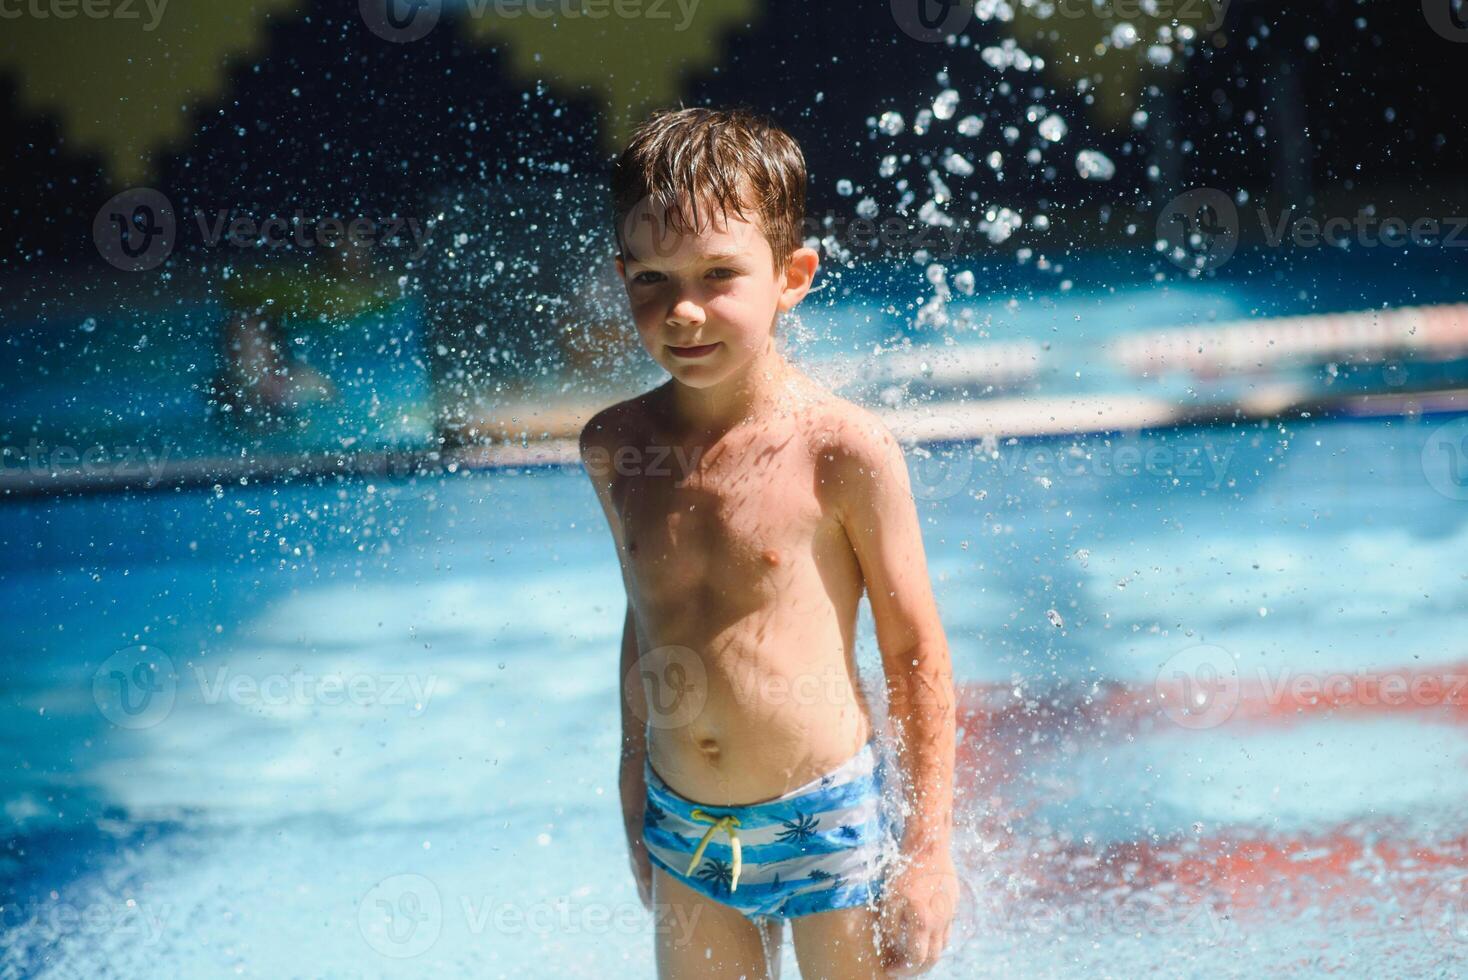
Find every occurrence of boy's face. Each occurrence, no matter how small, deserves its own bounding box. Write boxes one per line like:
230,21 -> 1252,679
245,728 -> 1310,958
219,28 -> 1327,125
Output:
615,196 -> 818,390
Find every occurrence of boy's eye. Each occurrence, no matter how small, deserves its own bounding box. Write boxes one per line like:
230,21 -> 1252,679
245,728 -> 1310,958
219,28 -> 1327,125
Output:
631,271 -> 664,284
708,268 -> 737,279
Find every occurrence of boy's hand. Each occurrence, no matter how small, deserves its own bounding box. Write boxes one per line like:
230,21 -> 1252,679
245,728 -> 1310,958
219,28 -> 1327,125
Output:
629,842 -> 653,911
624,812 -> 653,911
878,849 -> 958,977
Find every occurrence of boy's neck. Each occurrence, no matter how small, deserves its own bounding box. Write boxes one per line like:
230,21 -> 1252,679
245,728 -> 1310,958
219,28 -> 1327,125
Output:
664,338 -> 794,438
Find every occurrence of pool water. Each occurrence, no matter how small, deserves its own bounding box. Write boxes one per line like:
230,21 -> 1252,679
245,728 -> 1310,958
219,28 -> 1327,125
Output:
2,413 -> 1466,977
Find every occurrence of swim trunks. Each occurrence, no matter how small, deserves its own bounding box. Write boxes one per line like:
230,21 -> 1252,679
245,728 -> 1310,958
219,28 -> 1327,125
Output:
642,738 -> 895,921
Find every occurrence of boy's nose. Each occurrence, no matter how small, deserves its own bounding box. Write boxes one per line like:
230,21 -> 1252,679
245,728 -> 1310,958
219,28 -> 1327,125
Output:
665,298 -> 706,327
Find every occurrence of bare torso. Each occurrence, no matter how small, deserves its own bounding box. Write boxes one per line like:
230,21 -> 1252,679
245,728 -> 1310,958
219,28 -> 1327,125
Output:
605,376 -> 875,806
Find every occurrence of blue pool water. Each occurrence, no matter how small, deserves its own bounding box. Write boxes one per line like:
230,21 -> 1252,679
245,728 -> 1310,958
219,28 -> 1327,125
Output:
3,412 -> 1466,977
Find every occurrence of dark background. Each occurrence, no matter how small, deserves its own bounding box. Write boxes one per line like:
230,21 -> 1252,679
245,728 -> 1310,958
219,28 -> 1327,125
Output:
4,0 -> 1466,266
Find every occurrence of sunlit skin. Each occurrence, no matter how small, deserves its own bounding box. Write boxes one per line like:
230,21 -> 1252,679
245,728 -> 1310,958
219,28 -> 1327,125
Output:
579,194 -> 958,978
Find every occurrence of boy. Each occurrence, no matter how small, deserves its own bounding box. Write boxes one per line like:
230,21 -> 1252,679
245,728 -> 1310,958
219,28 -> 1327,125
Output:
578,107 -> 957,979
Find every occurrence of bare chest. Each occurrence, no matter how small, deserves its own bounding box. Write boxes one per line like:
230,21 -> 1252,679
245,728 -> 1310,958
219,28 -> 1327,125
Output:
614,436 -> 823,594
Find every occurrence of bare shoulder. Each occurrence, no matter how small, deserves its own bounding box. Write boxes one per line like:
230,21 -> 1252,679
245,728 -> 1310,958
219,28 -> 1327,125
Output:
803,394 -> 903,470
578,388 -> 657,463
801,394 -> 909,517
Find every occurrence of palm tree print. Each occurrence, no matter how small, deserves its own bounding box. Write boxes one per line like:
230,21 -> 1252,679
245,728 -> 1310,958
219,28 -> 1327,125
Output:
695,858 -> 734,896
777,812 -> 820,845
836,824 -> 861,841
644,801 -> 667,830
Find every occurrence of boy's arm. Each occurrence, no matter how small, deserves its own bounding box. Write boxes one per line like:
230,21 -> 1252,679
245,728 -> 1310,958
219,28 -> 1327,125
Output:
579,409 -> 654,906
617,600 -> 652,869
826,412 -> 957,971
829,415 -> 955,857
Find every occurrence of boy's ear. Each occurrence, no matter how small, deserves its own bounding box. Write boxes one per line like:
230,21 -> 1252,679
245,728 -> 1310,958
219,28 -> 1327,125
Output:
614,253 -> 626,280
777,246 -> 821,312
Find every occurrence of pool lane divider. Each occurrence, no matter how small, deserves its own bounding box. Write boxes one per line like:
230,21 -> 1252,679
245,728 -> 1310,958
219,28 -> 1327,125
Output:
1111,302 -> 1468,379
7,296 -> 1468,498
5,385 -> 1467,498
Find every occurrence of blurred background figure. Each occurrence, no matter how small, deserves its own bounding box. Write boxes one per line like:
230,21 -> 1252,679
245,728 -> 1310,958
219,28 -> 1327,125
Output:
210,237 -> 399,421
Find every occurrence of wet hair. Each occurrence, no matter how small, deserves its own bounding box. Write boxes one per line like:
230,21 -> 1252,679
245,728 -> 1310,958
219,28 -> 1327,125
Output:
610,106 -> 807,271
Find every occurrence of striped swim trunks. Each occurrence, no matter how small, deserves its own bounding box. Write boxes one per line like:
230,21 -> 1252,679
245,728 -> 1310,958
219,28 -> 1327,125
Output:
642,738 -> 895,921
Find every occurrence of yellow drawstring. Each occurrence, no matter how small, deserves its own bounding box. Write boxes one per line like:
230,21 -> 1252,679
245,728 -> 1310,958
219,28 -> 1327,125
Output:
685,809 -> 742,892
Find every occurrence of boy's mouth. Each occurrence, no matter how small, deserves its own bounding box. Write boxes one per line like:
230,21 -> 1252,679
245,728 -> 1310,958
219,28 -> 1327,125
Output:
666,342 -> 721,359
